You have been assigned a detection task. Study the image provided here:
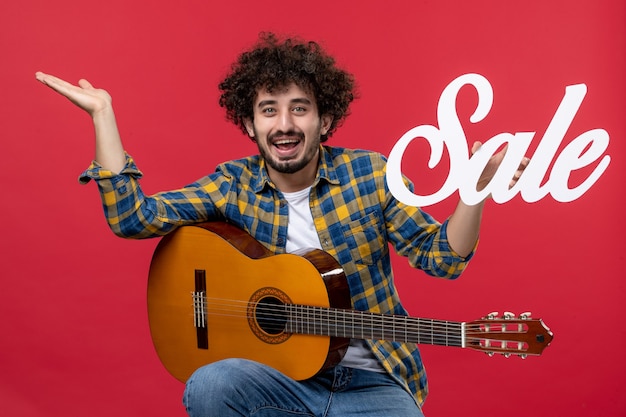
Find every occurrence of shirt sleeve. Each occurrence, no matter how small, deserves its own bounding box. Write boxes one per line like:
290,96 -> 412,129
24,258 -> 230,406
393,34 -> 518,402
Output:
78,153 -> 143,185
382,163 -> 476,279
77,153 -> 224,239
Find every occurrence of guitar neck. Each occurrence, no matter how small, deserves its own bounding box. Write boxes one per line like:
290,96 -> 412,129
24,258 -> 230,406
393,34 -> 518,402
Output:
285,304 -> 464,347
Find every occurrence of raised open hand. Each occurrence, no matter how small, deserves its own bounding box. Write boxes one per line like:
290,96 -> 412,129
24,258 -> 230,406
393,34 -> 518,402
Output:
36,71 -> 125,172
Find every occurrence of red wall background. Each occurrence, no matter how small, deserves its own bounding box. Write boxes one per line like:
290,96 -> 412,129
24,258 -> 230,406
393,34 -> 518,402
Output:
2,0 -> 624,415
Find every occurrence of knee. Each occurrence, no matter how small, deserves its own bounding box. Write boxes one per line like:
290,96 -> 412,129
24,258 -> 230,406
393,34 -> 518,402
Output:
185,358 -> 248,396
183,359 -> 250,416
185,358 -> 260,401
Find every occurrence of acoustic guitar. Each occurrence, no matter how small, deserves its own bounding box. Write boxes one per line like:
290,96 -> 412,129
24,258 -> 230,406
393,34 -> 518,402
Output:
147,222 -> 553,382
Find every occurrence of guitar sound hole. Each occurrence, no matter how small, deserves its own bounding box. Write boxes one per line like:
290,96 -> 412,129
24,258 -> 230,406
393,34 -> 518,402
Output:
256,296 -> 287,335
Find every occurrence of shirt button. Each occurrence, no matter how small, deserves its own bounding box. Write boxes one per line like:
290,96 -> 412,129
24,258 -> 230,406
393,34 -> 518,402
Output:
277,237 -> 285,245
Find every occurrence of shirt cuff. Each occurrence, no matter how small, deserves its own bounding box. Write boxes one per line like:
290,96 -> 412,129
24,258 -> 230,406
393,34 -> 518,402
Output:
438,219 -> 478,262
78,153 -> 143,184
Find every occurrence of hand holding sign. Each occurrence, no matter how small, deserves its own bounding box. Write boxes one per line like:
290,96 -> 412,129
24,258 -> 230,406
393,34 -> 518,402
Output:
387,74 -> 610,206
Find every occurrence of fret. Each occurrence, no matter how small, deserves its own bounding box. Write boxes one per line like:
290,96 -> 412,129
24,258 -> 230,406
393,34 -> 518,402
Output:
350,308 -> 355,338
415,316 -> 420,344
314,306 -> 320,335
404,315 -> 408,343
429,319 -> 435,345
360,313 -> 366,339
371,311 -> 378,339
308,305 -> 314,335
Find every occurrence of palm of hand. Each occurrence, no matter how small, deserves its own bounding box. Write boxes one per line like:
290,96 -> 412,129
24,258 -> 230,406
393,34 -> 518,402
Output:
35,72 -> 111,117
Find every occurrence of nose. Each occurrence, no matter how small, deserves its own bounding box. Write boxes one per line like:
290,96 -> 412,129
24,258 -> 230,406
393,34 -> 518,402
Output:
277,111 -> 295,132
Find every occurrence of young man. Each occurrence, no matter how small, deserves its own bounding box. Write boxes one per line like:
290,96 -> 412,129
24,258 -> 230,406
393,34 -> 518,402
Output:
36,33 -> 527,417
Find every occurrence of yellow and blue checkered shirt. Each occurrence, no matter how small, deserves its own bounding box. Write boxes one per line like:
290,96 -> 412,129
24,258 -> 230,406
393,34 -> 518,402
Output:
80,145 -> 474,406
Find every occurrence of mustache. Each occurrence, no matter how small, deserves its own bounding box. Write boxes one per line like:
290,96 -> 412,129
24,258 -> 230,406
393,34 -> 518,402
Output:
268,130 -> 305,141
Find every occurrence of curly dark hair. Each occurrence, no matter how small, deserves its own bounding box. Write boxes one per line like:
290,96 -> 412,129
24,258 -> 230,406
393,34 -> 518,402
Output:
218,32 -> 356,141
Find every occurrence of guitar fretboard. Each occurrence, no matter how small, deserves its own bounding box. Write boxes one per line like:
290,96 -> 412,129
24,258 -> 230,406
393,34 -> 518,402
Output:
285,304 -> 464,347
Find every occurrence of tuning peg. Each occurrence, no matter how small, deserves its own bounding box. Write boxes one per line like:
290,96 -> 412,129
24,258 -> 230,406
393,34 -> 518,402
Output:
519,312 -> 532,319
486,351 -> 495,357
503,312 -> 515,319
503,353 -> 511,358
520,354 -> 528,359
485,312 -> 498,320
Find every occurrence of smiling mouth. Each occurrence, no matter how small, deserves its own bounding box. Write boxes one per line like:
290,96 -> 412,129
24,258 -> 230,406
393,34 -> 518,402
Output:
273,138 -> 300,151
270,131 -> 304,153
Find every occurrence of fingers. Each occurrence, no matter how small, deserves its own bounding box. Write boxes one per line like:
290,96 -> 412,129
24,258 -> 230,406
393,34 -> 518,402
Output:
78,79 -> 94,89
509,157 -> 530,188
36,72 -> 96,94
518,156 -> 530,170
470,139 -> 529,190
515,156 -> 530,178
35,72 -> 78,97
36,71 -> 69,88
471,141 -> 482,155
35,71 -> 111,115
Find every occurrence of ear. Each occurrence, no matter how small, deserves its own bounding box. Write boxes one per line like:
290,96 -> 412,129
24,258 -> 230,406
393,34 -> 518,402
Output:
320,114 -> 333,136
244,118 -> 255,138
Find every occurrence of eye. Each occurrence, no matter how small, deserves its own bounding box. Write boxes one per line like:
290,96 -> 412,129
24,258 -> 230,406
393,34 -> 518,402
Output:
261,107 -> 276,115
292,106 -> 307,113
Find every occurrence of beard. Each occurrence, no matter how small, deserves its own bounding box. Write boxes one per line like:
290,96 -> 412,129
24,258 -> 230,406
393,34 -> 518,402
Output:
256,126 -> 322,174
264,151 -> 311,174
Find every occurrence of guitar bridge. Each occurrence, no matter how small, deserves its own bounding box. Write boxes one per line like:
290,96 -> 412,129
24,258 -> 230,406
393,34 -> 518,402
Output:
193,269 -> 208,349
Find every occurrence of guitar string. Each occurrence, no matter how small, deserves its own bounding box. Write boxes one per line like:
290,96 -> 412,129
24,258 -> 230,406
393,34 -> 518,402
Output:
192,305 -> 528,350
200,297 -> 523,332
189,296 -> 529,347
193,302 -> 524,350
200,297 -> 464,330
199,296 -> 524,331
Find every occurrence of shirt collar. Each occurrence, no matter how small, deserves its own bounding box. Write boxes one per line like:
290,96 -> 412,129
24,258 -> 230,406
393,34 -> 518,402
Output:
252,145 -> 340,194
315,145 -> 340,186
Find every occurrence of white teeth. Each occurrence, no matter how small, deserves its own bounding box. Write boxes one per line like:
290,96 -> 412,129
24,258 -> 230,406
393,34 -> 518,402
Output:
274,139 -> 299,145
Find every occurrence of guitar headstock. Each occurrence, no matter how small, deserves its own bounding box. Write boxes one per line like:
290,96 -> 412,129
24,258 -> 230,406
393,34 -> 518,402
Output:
465,312 -> 553,358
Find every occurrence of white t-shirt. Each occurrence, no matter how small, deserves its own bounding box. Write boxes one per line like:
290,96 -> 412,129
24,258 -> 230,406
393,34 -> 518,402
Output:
282,187 -> 384,373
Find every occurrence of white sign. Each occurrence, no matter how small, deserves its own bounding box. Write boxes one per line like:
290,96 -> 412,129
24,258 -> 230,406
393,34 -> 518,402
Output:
386,73 -> 611,206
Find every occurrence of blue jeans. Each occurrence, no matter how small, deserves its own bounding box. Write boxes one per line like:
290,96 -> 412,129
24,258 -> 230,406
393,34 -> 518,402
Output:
183,359 -> 424,417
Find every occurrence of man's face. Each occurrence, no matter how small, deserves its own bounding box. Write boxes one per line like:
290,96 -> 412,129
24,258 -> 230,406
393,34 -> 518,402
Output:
245,83 -> 332,177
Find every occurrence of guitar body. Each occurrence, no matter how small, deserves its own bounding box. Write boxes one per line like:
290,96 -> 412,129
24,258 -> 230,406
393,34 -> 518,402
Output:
147,222 -> 351,382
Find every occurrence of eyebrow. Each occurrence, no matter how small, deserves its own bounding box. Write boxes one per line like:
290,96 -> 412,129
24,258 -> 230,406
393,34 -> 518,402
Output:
256,97 -> 313,108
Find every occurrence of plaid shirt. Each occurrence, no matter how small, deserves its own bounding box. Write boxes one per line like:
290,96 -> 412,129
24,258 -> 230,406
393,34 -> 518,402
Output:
80,145 -> 474,406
